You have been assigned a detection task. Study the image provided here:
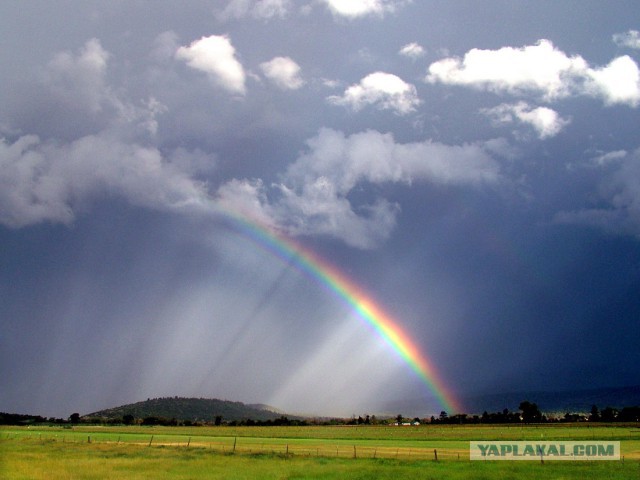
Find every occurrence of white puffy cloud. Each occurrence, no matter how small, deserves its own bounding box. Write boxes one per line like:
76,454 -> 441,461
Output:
217,0 -> 291,21
217,128 -> 500,248
327,72 -> 420,115
613,30 -> 640,50
176,35 -> 246,95
399,42 -> 426,59
426,40 -> 587,100
426,39 -> 640,107
321,0 -> 407,19
0,134 -> 211,228
585,56 -> 640,107
260,56 -> 305,89
554,148 -> 640,237
482,102 -> 570,139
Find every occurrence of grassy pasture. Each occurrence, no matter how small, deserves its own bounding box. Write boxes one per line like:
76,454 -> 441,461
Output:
2,424 -> 639,479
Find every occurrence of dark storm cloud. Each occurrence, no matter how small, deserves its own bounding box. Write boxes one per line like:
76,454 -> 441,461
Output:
1,1 -> 640,417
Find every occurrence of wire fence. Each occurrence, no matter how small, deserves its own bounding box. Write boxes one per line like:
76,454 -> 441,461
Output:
4,429 -> 639,462
3,432 -> 471,461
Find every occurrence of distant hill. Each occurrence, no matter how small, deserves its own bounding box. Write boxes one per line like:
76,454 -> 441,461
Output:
84,397 -> 292,423
73,386 -> 640,422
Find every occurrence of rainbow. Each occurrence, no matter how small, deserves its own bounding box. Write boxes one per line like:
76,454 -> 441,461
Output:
216,206 -> 462,414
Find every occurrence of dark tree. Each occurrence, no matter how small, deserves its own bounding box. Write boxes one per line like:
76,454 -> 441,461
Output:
589,405 -> 600,422
69,413 -> 81,424
519,401 -> 542,423
618,406 -> 640,422
601,407 -> 618,422
142,416 -> 162,426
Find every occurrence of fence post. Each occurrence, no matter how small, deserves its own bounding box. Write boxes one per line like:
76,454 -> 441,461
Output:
148,435 -> 154,447
88,436 -> 91,444
434,449 -> 438,461
233,437 -> 237,453
187,437 -> 191,447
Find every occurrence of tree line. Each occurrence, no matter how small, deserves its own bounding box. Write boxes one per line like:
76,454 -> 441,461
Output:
425,402 -> 640,424
2,401 -> 639,426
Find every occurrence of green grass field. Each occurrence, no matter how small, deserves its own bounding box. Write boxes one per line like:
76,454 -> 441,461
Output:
2,424 -> 639,479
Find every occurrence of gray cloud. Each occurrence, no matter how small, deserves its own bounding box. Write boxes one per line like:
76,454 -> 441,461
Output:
44,38 -> 111,114
0,38 -> 214,229
0,133 -> 211,228
217,0 -> 292,21
613,30 -> 640,50
555,148 -> 640,237
218,128 -> 501,248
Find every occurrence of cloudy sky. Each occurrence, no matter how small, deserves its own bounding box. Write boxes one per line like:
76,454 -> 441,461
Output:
2,0 -> 640,418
